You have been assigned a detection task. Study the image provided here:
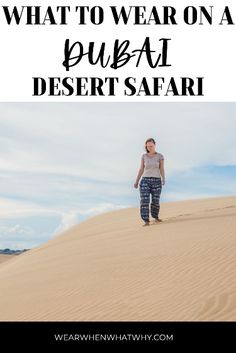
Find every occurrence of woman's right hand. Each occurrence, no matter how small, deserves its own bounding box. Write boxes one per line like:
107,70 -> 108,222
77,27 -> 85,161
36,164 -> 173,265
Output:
134,181 -> 139,188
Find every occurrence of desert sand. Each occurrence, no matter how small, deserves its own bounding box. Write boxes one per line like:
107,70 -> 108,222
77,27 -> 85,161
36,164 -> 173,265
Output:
0,255 -> 15,264
0,195 -> 235,321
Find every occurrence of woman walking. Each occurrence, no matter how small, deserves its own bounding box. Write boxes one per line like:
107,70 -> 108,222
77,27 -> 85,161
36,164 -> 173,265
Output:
134,138 -> 165,226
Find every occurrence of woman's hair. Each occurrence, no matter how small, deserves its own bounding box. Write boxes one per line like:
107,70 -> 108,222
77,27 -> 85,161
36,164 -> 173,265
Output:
145,138 -> 156,153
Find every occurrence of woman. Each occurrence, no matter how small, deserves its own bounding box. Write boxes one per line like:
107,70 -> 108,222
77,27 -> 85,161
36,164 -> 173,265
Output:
134,138 -> 165,226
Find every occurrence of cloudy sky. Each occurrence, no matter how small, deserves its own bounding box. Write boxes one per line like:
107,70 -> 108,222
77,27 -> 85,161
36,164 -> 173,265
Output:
0,102 -> 235,249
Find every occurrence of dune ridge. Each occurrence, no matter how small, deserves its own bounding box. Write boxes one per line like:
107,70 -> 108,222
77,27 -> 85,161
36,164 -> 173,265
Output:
0,196 -> 235,321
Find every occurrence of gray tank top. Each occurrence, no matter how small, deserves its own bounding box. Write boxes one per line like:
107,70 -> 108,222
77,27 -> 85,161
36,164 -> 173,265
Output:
142,152 -> 164,178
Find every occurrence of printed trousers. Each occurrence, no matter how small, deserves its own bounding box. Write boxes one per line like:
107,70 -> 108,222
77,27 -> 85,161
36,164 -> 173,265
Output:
139,177 -> 162,222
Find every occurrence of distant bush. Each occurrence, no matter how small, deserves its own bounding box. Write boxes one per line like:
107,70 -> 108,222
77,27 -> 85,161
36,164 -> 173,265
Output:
0,249 -> 29,255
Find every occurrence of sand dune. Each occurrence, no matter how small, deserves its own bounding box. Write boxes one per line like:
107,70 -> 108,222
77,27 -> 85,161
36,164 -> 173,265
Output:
0,196 -> 235,321
0,255 -> 15,264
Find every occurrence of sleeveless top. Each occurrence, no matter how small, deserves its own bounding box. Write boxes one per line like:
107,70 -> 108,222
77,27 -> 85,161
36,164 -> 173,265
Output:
142,152 -> 164,178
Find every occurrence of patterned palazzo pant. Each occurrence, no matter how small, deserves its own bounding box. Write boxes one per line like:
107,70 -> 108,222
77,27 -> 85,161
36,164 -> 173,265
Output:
139,177 -> 162,222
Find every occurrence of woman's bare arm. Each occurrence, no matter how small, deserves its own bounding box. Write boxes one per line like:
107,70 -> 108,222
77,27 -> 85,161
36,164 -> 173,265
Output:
159,159 -> 165,185
134,158 -> 144,188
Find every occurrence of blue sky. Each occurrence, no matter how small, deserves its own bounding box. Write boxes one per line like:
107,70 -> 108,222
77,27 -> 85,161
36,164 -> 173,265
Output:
0,103 -> 235,249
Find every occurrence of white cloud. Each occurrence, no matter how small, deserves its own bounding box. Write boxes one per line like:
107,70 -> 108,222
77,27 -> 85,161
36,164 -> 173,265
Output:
0,197 -> 59,219
77,203 -> 129,215
53,211 -> 80,235
0,223 -> 37,250
0,103 -> 235,183
0,224 -> 34,237
53,203 -> 129,235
